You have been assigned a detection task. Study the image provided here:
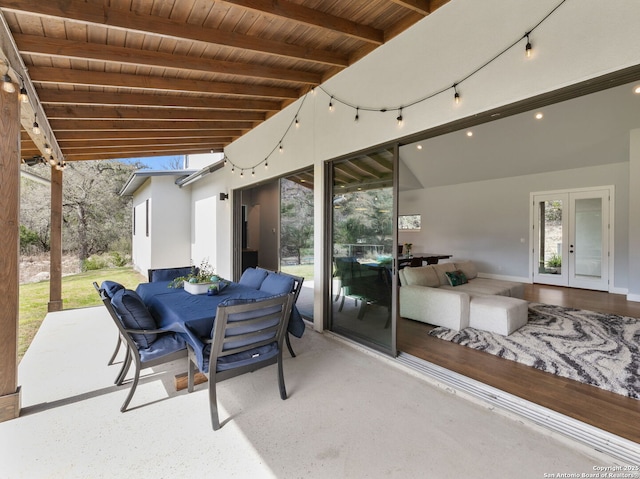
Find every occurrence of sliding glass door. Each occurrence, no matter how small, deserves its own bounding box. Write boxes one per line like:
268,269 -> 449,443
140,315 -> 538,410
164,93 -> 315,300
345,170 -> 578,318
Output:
327,147 -> 396,354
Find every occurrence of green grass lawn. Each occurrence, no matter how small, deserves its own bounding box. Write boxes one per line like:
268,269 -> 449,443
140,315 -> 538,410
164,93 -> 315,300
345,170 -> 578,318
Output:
280,263 -> 314,280
19,267 -> 146,361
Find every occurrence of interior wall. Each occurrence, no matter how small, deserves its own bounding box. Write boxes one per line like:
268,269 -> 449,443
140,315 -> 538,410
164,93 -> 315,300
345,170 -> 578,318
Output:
399,162 -> 629,288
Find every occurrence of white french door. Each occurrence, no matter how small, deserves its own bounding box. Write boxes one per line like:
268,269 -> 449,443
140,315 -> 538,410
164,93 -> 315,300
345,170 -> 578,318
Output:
531,187 -> 612,291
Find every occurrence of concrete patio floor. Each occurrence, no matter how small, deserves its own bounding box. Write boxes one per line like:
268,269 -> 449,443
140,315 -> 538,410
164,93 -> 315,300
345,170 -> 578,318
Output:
0,306 -> 625,478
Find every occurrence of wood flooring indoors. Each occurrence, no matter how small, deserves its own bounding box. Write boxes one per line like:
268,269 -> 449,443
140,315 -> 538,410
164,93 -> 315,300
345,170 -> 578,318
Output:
396,283 -> 640,444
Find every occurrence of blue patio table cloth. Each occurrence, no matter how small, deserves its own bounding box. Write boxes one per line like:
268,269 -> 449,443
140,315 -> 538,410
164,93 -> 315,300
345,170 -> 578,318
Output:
136,280 -> 304,368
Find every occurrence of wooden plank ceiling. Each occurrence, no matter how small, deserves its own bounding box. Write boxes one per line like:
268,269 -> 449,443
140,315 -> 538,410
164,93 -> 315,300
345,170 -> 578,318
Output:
0,0 -> 450,164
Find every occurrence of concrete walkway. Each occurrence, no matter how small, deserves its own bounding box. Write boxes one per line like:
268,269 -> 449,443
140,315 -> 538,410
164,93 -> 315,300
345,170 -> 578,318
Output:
0,307 -> 621,478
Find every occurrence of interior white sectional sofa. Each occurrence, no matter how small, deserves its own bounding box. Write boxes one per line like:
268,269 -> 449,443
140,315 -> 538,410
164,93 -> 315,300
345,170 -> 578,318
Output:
399,260 -> 528,335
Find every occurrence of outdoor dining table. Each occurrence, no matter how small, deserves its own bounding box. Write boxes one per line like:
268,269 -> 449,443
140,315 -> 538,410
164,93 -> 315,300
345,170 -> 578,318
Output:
136,280 -> 304,368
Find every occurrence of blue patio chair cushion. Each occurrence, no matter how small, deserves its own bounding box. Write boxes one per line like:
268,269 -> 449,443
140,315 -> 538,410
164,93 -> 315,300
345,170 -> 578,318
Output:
101,280 -> 125,299
150,266 -> 194,282
201,343 -> 279,374
238,267 -> 269,289
111,289 -> 158,349
138,333 -> 186,362
259,272 -> 295,296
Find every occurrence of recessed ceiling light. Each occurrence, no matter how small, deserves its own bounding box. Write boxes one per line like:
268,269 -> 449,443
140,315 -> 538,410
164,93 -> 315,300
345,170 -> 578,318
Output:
466,131 -> 473,137
535,112 -> 543,120
635,86 -> 640,94
416,144 -> 423,150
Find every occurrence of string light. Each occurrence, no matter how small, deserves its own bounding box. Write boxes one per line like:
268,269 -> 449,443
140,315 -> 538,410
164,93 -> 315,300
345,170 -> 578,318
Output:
48,156 -> 56,166
19,85 -> 28,103
220,0 -> 563,182
2,73 -> 14,93
44,143 -> 52,155
251,168 -> 255,177
32,113 -> 40,135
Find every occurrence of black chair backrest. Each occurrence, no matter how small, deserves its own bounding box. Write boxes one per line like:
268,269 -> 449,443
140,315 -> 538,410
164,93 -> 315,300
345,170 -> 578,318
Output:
148,266 -> 194,282
209,293 -> 294,380
277,271 -> 304,304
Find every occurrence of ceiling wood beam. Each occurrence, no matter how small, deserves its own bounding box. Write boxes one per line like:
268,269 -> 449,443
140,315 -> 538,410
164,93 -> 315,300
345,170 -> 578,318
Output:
389,0 -> 432,15
44,105 -> 266,122
57,137 -> 234,149
0,0 -> 349,67
48,119 -> 254,131
62,143 -> 226,155
38,90 -> 282,112
29,67 -> 299,99
66,147 -> 220,162
220,0 -> 384,45
14,34 -> 321,85
50,129 -> 245,141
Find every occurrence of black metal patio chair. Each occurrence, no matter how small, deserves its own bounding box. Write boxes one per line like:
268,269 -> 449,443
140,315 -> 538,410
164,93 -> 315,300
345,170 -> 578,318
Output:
187,293 -> 295,430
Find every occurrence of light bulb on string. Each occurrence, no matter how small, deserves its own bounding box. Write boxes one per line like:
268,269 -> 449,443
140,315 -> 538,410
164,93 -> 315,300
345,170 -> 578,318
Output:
44,143 -> 52,155
396,108 -> 403,126
453,84 -> 460,104
48,156 -> 56,166
251,168 -> 255,177
265,159 -> 269,169
231,165 -> 235,174
525,33 -> 532,58
32,113 -> 40,135
2,73 -> 14,93
240,169 -> 244,177
295,116 -> 300,128
279,142 -> 283,153
19,85 -> 28,103
355,107 -> 360,122
329,96 -> 334,112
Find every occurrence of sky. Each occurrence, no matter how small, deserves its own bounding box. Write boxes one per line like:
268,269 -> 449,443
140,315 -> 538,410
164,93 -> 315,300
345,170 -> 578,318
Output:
118,155 -> 185,170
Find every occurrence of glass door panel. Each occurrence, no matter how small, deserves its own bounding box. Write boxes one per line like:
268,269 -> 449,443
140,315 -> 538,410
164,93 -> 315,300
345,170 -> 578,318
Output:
568,190 -> 609,290
532,188 -> 610,291
329,148 -> 395,353
533,194 -> 568,286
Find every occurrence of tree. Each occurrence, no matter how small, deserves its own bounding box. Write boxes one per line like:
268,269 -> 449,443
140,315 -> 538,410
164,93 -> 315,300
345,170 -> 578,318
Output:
280,179 -> 314,265
20,168 -> 52,252
62,161 -> 136,261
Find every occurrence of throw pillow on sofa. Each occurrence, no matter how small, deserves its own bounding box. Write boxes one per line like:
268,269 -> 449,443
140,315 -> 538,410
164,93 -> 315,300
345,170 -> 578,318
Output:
445,270 -> 468,287
433,262 -> 458,285
454,260 -> 478,280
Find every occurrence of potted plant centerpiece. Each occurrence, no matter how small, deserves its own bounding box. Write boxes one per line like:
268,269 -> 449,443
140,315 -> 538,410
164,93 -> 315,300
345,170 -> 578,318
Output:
168,259 -> 227,295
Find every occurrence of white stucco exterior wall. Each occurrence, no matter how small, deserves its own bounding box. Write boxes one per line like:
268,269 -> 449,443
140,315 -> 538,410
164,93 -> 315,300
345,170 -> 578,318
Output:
187,0 -> 640,319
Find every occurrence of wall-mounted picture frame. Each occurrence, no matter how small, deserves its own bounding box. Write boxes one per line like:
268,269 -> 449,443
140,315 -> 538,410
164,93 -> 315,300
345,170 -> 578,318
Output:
398,214 -> 421,230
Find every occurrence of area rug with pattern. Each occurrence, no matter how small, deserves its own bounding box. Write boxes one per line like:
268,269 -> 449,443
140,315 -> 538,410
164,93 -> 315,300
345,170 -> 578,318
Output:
428,303 -> 640,399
